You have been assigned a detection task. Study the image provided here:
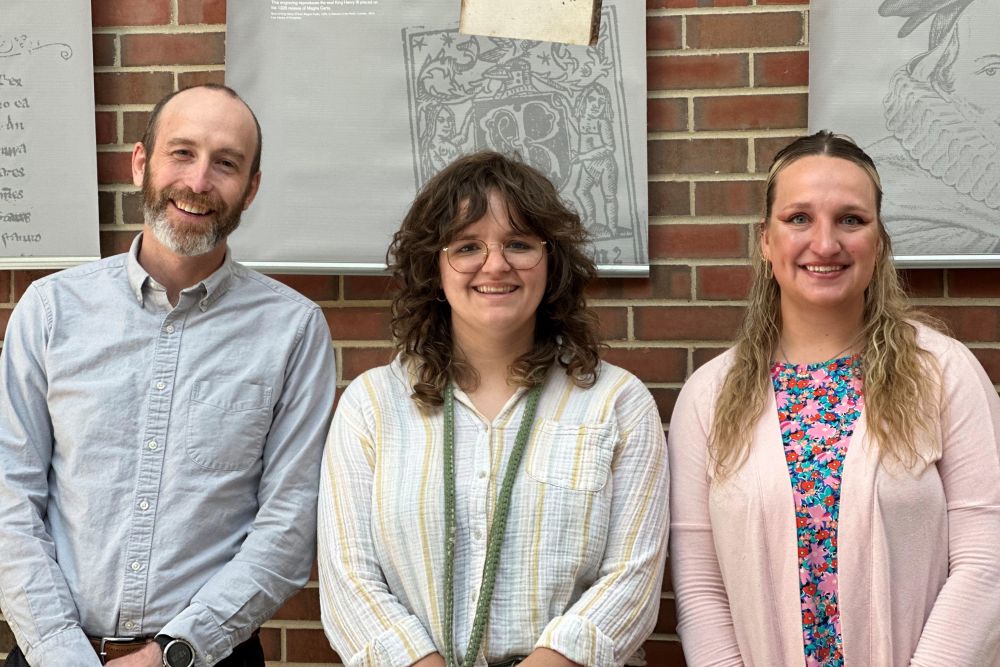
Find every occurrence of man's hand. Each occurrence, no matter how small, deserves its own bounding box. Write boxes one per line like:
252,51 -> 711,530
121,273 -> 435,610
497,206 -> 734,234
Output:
104,641 -> 162,667
411,652 -> 447,667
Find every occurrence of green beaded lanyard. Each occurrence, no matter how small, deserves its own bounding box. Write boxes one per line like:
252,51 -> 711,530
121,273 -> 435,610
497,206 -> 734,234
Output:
442,383 -> 542,667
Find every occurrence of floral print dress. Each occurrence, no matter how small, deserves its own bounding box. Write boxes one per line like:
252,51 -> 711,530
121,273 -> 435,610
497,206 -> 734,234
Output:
772,355 -> 864,667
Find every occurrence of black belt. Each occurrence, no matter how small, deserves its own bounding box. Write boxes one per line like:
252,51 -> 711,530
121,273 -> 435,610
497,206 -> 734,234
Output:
489,658 -> 527,667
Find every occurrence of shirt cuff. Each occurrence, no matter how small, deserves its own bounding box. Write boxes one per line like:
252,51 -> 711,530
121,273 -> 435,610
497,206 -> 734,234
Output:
24,627 -> 102,667
364,615 -> 437,667
536,614 -> 615,667
159,603 -> 231,667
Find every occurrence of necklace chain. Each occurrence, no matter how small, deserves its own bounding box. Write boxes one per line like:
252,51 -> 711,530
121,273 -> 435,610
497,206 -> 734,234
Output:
442,383 -> 542,667
777,336 -> 861,366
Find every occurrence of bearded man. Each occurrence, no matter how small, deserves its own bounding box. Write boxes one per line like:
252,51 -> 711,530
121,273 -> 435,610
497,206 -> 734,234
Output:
0,85 -> 336,667
868,0 -> 1000,256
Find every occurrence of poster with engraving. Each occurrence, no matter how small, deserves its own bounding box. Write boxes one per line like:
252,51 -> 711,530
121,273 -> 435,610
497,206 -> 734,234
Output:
227,0 -> 647,275
1,2 -> 99,267
809,0 -> 1000,266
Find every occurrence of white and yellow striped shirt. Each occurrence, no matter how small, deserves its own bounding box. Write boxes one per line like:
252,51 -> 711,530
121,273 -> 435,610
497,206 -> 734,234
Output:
318,358 -> 668,667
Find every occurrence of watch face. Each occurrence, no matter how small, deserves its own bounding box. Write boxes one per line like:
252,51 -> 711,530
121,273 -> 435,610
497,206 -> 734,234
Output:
164,640 -> 195,667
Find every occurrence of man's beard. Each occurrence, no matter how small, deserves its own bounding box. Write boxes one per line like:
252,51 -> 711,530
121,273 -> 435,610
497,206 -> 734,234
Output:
142,169 -> 245,257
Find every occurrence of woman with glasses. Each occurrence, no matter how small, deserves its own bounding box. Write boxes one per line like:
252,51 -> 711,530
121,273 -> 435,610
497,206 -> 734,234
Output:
317,151 -> 668,667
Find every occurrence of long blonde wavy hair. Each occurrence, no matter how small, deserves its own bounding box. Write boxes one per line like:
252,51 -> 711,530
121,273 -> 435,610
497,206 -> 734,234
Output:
709,131 -> 942,478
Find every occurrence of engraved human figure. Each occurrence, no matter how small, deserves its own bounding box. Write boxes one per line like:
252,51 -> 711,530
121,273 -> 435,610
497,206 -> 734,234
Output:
868,0 -> 1000,254
571,82 -> 626,237
419,103 -> 467,179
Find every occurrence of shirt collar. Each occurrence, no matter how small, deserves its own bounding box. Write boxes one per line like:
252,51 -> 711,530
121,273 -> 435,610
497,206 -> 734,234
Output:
125,232 -> 236,308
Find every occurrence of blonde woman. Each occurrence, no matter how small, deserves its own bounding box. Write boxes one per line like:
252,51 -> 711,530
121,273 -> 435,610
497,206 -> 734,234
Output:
669,131 -> 1000,666
319,152 -> 668,667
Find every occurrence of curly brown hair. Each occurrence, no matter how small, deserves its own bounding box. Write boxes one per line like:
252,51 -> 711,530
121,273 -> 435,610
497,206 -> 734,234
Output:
388,151 -> 602,409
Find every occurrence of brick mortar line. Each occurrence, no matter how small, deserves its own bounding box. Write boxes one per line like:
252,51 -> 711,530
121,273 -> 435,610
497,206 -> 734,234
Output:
647,217 -> 761,224
647,6 -> 807,16
912,298 -> 1000,306
646,128 -> 804,138
94,65 -> 226,73
649,257 -> 754,264
92,26 -> 226,35
604,340 -> 735,347
647,46 -> 808,56
645,86 -> 808,97
332,345 -> 394,351
261,620 -> 323,629
647,174 -> 770,182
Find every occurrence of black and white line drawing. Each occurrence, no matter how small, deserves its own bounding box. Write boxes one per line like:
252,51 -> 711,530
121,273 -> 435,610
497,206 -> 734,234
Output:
0,34 -> 73,60
866,0 -> 1000,256
403,6 -> 645,264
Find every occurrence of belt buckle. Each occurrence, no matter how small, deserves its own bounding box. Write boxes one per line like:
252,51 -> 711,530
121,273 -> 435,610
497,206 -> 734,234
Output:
98,637 -> 142,665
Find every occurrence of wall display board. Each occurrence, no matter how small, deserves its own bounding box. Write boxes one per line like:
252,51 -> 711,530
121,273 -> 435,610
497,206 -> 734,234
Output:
810,0 -> 1000,267
0,2 -> 100,268
227,0 -> 647,275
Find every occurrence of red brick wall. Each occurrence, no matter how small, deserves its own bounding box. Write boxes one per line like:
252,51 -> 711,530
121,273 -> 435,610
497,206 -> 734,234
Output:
1,0 -> 998,665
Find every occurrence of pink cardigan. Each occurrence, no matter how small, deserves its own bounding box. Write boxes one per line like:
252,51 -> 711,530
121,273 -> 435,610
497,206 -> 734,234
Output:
668,324 -> 1000,666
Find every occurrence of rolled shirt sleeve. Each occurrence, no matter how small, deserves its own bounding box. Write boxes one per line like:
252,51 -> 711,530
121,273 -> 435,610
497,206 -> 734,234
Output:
317,378 -> 438,667
534,393 -> 669,666
0,286 -> 103,667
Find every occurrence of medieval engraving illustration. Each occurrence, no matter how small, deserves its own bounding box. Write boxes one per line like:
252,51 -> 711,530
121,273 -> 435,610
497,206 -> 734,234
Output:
868,0 -> 1000,257
811,0 -> 1000,260
403,5 -> 644,265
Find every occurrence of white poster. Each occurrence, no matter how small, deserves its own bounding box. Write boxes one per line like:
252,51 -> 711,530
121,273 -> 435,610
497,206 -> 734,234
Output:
0,2 -> 100,267
227,0 -> 647,275
809,0 -> 1000,266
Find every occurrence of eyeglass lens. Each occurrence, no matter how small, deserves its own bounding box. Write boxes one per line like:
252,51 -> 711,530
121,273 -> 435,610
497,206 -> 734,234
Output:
446,240 -> 545,272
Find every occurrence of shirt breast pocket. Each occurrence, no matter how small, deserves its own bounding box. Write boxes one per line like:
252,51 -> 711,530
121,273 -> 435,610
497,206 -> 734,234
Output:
526,419 -> 617,492
187,380 -> 273,471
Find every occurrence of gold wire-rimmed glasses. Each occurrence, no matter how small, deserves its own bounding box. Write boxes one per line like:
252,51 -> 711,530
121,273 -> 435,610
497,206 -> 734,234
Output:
441,239 -> 549,273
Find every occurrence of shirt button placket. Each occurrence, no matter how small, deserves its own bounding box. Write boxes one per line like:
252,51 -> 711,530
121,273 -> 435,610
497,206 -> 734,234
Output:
120,313 -> 184,632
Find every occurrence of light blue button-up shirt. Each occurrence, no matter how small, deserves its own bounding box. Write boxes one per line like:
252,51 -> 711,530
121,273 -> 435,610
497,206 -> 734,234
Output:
0,235 -> 336,666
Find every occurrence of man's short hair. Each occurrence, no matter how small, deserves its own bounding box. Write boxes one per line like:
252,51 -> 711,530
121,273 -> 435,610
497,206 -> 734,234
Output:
140,83 -> 263,177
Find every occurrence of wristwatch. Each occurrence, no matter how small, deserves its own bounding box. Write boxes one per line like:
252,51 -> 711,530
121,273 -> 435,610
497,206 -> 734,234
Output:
154,635 -> 195,667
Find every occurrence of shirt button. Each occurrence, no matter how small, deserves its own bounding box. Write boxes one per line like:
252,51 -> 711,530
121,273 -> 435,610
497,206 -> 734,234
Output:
165,324 -> 175,334
123,620 -> 134,630
155,381 -> 166,390
130,561 -> 142,571
147,440 -> 158,450
205,655 -> 213,663
138,500 -> 150,511
477,470 -> 487,480
474,529 -> 483,541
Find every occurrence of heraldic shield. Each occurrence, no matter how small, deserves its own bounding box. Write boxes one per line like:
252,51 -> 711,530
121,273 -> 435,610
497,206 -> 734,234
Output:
473,93 -> 572,190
